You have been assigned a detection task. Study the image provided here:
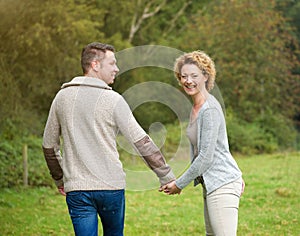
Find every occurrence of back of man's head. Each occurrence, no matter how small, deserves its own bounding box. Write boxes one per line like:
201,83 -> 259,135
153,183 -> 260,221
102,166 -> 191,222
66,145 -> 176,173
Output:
81,42 -> 115,74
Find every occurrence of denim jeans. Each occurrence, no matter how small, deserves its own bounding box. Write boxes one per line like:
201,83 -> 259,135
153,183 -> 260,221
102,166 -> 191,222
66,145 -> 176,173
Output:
203,177 -> 243,236
66,189 -> 125,236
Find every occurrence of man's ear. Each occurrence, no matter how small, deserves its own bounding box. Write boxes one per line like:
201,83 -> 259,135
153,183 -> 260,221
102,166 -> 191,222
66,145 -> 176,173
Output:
91,60 -> 100,71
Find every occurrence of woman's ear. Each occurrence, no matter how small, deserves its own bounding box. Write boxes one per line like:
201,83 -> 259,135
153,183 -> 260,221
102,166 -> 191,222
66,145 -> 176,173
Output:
203,70 -> 209,82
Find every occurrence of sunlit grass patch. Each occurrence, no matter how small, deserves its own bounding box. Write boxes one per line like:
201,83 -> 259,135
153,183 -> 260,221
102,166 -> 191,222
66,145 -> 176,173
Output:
0,152 -> 299,235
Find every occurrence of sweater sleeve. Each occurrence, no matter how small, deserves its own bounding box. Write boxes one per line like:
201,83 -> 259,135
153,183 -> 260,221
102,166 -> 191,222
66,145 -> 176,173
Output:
176,108 -> 220,189
42,98 -> 64,187
114,97 -> 175,185
133,135 -> 176,185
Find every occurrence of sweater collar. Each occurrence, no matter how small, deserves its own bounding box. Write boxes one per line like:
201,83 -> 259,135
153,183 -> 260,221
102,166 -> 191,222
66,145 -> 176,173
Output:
61,76 -> 112,90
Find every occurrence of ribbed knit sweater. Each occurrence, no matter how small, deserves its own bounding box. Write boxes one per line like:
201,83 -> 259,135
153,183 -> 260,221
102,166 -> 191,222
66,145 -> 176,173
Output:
176,94 -> 242,195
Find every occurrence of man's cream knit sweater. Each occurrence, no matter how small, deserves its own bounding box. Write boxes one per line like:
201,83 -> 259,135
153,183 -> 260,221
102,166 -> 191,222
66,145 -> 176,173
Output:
42,76 -> 175,193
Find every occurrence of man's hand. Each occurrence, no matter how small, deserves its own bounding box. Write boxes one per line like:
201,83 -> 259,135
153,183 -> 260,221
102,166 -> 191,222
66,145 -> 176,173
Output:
241,178 -> 245,196
58,186 -> 66,196
159,180 -> 181,195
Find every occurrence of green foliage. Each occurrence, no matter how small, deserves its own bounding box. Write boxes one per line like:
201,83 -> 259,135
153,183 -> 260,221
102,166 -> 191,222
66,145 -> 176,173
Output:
276,0 -> 300,40
255,109 -> 298,149
0,135 -> 53,189
133,102 -> 177,129
176,0 -> 299,123
226,111 -> 278,154
0,140 -> 22,188
226,109 -> 298,154
25,136 -> 54,187
0,0 -> 105,134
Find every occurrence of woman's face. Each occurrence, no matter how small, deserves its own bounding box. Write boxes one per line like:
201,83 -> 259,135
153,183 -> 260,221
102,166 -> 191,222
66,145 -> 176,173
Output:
179,63 -> 207,97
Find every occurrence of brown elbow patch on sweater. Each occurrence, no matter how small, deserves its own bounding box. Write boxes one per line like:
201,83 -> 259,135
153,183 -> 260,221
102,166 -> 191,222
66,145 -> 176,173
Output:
134,136 -> 159,156
42,147 -> 63,181
134,136 -> 169,177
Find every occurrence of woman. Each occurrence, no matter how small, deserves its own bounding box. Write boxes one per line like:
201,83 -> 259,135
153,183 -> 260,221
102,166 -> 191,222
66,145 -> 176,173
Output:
162,51 -> 244,236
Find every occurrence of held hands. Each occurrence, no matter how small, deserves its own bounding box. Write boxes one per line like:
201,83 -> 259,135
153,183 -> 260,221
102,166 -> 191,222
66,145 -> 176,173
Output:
159,178 -> 245,196
159,180 -> 182,195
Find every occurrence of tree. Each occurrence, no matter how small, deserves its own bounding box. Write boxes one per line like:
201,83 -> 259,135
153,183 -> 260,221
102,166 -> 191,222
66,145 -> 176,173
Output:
176,0 -> 299,122
95,0 -> 208,46
276,0 -> 300,129
0,0 -> 106,135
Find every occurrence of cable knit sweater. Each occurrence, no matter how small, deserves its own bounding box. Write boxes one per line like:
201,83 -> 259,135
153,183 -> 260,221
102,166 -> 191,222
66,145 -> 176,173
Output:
42,76 -> 175,193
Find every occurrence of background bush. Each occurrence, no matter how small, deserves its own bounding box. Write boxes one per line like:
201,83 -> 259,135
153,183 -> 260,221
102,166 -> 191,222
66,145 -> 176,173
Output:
226,110 -> 297,154
0,124 -> 53,189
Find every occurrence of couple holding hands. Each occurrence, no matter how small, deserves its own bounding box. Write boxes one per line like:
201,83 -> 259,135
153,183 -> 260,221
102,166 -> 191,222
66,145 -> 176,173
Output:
43,42 -> 244,236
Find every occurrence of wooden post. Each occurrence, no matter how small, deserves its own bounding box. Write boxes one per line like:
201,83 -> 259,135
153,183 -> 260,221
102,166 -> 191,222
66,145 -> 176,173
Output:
22,144 -> 28,187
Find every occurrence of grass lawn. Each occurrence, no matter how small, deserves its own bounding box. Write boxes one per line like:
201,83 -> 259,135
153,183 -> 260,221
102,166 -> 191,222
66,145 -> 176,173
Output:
0,152 -> 299,235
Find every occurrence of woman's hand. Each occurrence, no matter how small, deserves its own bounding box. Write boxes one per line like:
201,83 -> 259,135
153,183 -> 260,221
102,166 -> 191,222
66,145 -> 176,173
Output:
160,180 -> 182,195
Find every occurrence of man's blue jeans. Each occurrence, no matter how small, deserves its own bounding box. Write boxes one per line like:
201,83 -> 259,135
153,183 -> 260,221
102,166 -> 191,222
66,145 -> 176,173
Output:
66,189 -> 125,236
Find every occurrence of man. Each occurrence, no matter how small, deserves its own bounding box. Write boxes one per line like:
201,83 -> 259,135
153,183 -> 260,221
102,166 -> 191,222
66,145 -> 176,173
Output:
42,42 -> 175,236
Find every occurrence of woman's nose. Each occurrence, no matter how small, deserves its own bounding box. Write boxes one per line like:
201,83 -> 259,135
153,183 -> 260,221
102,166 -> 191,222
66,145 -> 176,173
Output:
185,76 -> 193,83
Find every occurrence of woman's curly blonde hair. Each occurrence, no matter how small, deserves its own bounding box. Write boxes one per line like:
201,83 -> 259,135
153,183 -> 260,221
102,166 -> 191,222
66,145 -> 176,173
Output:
174,51 -> 216,91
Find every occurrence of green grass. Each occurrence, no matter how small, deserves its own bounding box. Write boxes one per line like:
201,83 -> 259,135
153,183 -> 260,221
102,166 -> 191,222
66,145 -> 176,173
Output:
0,152 -> 299,235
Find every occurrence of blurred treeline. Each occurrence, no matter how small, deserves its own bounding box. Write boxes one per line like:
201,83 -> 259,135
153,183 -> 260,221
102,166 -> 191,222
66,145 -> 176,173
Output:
1,0 -> 300,155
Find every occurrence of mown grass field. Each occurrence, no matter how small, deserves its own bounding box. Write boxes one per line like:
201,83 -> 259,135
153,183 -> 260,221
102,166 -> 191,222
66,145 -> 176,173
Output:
0,152 -> 299,235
